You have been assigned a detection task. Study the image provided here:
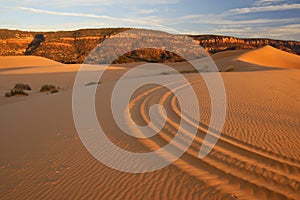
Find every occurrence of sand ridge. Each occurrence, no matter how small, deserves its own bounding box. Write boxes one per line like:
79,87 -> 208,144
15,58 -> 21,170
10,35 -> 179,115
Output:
236,45 -> 300,69
0,56 -> 61,68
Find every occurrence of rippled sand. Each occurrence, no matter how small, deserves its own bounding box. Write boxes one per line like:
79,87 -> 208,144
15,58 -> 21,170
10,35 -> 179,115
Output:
0,46 -> 300,200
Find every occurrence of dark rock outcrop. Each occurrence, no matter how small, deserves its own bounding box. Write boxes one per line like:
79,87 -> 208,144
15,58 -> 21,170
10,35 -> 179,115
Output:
25,34 -> 45,55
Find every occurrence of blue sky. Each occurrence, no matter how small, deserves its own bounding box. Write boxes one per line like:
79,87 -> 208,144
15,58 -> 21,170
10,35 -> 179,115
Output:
1,0 -> 299,40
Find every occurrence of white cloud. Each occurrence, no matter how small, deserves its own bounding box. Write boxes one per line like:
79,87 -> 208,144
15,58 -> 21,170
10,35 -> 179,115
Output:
180,3 -> 300,25
253,0 -> 285,6
9,0 -> 180,7
17,7 -> 112,19
176,4 -> 300,41
136,9 -> 158,15
180,14 -> 299,25
16,7 -> 152,24
210,24 -> 300,40
227,3 -> 300,15
180,14 -> 208,20
15,6 -> 180,33
6,1 -> 300,41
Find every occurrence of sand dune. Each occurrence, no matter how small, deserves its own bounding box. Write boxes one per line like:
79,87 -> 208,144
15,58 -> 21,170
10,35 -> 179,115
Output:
211,46 -> 300,72
0,56 -> 61,68
0,56 -> 126,75
236,45 -> 300,69
0,51 -> 300,200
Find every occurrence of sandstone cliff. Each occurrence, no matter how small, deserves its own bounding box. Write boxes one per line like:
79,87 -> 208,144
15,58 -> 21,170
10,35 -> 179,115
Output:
191,35 -> 300,55
0,28 -> 299,64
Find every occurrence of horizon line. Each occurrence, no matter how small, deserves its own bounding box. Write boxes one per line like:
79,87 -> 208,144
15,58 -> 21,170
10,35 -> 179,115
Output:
1,27 -> 299,42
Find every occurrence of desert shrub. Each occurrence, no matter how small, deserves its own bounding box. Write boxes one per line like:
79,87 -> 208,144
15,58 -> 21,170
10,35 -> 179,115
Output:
40,84 -> 60,94
5,92 -> 12,97
85,81 -> 101,87
40,84 -> 58,92
5,88 -> 28,97
179,69 -> 199,74
161,69 -> 201,75
50,89 -> 59,94
224,66 -> 235,72
14,83 -> 31,90
4,84 -> 30,97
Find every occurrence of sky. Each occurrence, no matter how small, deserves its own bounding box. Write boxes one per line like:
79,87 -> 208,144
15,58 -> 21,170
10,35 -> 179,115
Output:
1,0 -> 300,40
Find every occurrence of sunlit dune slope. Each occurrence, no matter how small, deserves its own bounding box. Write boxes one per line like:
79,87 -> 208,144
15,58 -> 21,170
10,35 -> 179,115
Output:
236,45 -> 300,69
0,56 -> 62,68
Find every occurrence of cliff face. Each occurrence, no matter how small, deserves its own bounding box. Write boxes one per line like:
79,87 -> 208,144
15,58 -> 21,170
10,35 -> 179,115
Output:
0,28 -> 129,63
0,28 -> 299,64
191,35 -> 300,55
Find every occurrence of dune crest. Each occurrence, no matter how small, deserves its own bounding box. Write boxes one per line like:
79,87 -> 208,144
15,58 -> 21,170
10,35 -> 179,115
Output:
0,56 -> 62,69
236,45 -> 300,69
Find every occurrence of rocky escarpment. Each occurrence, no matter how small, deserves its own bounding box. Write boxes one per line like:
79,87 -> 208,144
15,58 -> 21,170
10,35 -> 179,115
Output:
0,28 -> 129,63
0,28 -> 299,64
191,35 -> 300,55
